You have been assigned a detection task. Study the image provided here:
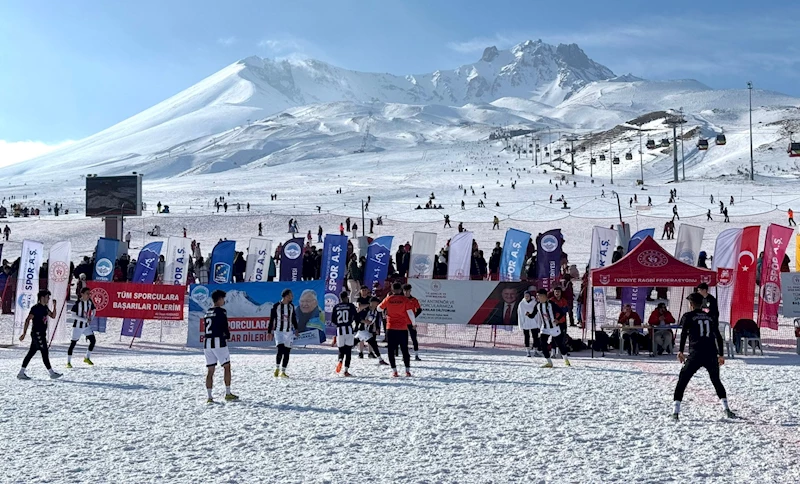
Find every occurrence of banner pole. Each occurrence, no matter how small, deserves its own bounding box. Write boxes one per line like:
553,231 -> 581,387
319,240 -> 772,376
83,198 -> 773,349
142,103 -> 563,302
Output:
129,319 -> 145,348
591,280 -> 596,359
160,320 -> 163,343
472,325 -> 479,348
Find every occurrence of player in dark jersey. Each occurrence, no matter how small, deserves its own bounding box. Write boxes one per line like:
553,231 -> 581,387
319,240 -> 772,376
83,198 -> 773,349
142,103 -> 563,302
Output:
356,296 -> 389,365
355,285 -> 373,358
333,291 -> 358,376
204,290 -> 237,402
67,287 -> 97,368
695,283 -> 720,323
269,289 -> 298,378
403,284 -> 423,361
17,290 -> 62,380
672,293 -> 734,420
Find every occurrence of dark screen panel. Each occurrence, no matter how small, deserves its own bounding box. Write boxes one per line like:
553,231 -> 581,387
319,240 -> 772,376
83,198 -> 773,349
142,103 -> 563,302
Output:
85,176 -> 141,217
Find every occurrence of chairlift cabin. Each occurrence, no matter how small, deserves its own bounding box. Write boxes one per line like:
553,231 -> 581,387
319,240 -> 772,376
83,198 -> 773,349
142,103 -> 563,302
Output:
554,149 -> 562,156
545,151 -> 550,157
788,142 -> 800,157
715,134 -> 727,145
646,139 -> 656,149
590,157 -> 597,165
697,139 -> 709,150
581,146 -> 586,152
599,154 -> 606,161
660,138 -> 670,147
612,156 -> 621,165
625,152 -> 633,161
565,148 -> 571,154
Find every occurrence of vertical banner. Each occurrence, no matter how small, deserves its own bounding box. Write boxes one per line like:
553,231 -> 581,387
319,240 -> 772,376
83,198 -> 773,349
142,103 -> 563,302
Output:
245,238 -> 272,282
14,240 -> 44,334
621,228 -> 654,319
93,237 -> 120,282
321,234 -> 348,316
730,226 -> 761,325
711,228 -> 744,325
279,238 -> 305,282
536,229 -> 563,291
499,228 -> 532,282
757,224 -> 794,330
796,233 -> 800,272
409,232 -> 437,279
447,231 -> 473,281
589,227 -> 617,325
668,224 -> 705,317
364,236 -> 394,291
210,240 -> 236,284
121,241 -> 163,338
46,241 -> 72,342
164,236 -> 191,285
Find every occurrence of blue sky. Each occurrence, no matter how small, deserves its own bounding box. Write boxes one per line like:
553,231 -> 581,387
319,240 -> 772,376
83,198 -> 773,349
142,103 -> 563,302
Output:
2,0 -> 799,162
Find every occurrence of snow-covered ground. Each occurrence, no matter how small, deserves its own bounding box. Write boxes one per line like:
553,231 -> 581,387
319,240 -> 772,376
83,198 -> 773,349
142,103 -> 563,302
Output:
2,344 -> 798,483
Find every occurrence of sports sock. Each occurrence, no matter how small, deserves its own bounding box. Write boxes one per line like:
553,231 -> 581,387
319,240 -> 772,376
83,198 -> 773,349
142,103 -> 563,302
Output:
674,401 -> 681,414
207,388 -> 213,399
18,367 -> 26,375
546,357 -> 552,365
721,398 -> 729,411
344,367 -> 349,372
67,355 -> 72,364
225,386 -> 231,395
48,368 -> 56,376
85,350 -> 92,359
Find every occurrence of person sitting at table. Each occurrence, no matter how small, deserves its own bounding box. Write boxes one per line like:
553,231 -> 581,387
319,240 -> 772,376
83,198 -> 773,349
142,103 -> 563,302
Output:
618,304 -> 643,355
647,302 -> 676,355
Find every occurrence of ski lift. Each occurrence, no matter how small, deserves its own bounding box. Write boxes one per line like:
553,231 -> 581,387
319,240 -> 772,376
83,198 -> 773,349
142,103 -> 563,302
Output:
697,139 -> 709,150
599,154 -> 606,161
788,142 -> 800,157
716,134 -> 727,145
554,149 -> 562,156
565,148 -> 571,154
590,157 -> 597,165
612,156 -> 621,165
660,138 -> 670,147
536,147 -> 541,152
545,152 -> 550,157
580,146 -> 586,152
625,152 -> 633,161
646,139 -> 656,150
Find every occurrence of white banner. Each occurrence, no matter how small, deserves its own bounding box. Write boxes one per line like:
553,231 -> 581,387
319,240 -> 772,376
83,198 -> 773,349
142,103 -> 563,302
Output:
14,239 -> 44,335
47,241 -> 72,342
409,232 -> 437,279
246,238 -> 272,282
589,227 -> 616,326
669,224 -> 705,316
447,231 -> 473,281
712,228 -> 743,325
164,236 -> 192,285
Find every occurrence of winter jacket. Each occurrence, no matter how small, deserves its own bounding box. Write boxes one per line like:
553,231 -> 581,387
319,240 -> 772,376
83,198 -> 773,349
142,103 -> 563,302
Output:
517,298 -> 539,330
347,259 -> 362,282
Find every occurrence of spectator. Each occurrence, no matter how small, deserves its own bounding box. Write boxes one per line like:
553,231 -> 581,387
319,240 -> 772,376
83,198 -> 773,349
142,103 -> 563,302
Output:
647,303 -> 676,355
618,304 -> 643,355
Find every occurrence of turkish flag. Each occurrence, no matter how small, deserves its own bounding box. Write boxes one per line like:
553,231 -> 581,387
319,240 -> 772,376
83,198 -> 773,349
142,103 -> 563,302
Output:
730,226 -> 760,327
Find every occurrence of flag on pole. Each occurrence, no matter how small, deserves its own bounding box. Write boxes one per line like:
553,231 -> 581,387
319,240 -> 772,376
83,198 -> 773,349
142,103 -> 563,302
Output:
447,231 -> 473,281
499,228 -> 531,282
711,228 -> 743,325
46,241 -> 72,342
164,236 -> 191,285
121,241 -> 163,338
730,226 -> 761,325
409,232 -> 437,279
211,240 -> 236,284
536,229 -> 563,291
321,234 -> 348,317
757,224 -> 794,330
589,227 -> 616,326
621,228 -> 654,320
245,238 -> 272,282
364,236 -> 394,292
14,240 -> 44,336
669,224 -> 705,316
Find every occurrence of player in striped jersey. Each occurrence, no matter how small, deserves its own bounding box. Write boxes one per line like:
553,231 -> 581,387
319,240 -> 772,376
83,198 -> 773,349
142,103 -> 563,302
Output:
269,289 -> 298,378
526,289 -> 571,368
356,297 -> 388,365
204,290 -> 237,402
333,291 -> 358,376
66,287 -> 97,367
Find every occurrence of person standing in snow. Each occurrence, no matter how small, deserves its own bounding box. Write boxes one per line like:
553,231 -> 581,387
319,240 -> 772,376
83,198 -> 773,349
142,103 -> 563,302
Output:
333,291 -> 357,377
203,290 -> 238,403
789,209 -> 796,226
356,296 -> 388,365
317,225 -> 323,243
517,290 -> 540,358
17,290 -> 62,380
492,216 -> 500,230
527,289 -> 571,368
268,289 -> 298,378
66,288 -> 97,368
125,231 -> 132,248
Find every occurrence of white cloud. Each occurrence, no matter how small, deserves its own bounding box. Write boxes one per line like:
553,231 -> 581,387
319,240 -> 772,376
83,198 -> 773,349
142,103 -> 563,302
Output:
447,34 -> 516,54
257,38 -> 303,54
217,36 -> 238,47
0,140 -> 74,168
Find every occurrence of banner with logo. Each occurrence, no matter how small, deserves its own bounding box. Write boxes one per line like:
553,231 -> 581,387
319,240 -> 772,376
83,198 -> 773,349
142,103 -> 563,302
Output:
711,228 -> 743,325
499,228 -> 531,282
408,279 -> 533,325
93,237 -> 119,282
187,281 -> 325,348
46,241 -> 72,342
210,240 -> 236,284
536,229 -> 563,291
757,224 -> 794,330
245,238 -> 272,282
409,232 -> 437,279
668,224 -> 705,316
621,228 -> 654,320
14,239 -> 44,334
730,226 -> 760,326
164,236 -> 191,285
447,231 -> 473,281
588,227 -> 616,325
279,238 -> 305,282
87,282 -> 185,320
121,241 -> 163,337
364,236 -> 393,291
321,234 -> 347,317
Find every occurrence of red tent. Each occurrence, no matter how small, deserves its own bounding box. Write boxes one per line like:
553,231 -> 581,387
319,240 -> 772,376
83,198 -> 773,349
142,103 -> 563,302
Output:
591,236 -> 716,287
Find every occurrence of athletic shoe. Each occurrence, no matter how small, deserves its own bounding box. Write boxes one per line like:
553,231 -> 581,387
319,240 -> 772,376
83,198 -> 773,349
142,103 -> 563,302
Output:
66,362 -> 73,369
564,358 -> 571,367
391,371 -> 399,378
724,409 -> 736,419
541,362 -> 553,368
206,398 -> 214,404
273,368 -> 280,377
343,371 -> 352,377
526,349 -> 531,358
405,371 -> 412,377
335,361 -> 343,373
279,371 -> 289,378
224,393 -> 239,401
83,358 -> 94,366
358,353 -> 364,359
16,372 -> 30,380
378,360 -> 389,366
671,413 -> 679,421
50,372 -> 63,379
414,355 -> 422,362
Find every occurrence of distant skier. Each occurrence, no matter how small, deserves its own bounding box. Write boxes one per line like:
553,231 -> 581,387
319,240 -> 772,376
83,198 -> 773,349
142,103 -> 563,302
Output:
706,210 -> 713,222
789,209 -> 796,226
203,290 -> 238,403
258,222 -> 263,236
444,214 -> 451,228
3,224 -> 9,241
672,205 -> 680,220
317,225 -> 323,243
492,216 -> 500,230
723,207 -> 729,223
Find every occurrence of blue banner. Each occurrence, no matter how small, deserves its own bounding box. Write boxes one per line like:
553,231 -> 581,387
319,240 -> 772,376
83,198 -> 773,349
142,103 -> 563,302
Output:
93,237 -> 120,282
321,234 -> 348,318
279,238 -> 305,282
536,229 -> 563,290
186,280 -> 326,347
210,240 -> 236,284
364,236 -> 393,292
499,228 -> 531,282
121,241 -> 163,337
621,228 -> 654,320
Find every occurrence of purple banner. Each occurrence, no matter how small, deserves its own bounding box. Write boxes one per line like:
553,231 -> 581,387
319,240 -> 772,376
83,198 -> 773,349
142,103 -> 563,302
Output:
621,228 -> 654,320
279,238 -> 305,282
364,236 -> 393,293
536,229 -> 563,291
321,234 -> 347,323
121,241 -> 163,337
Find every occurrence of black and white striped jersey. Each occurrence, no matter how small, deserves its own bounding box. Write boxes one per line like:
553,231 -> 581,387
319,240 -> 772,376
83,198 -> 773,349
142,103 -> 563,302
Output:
70,299 -> 95,328
356,308 -> 383,333
530,301 -> 557,331
203,307 -> 230,349
333,302 -> 357,336
269,302 -> 298,333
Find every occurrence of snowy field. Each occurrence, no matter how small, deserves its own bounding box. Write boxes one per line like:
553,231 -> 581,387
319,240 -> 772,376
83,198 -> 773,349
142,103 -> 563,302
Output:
2,344 -> 798,483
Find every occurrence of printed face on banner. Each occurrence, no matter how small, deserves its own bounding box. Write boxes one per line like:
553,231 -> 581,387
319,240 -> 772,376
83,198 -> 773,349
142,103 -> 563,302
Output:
96,258 -> 113,278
